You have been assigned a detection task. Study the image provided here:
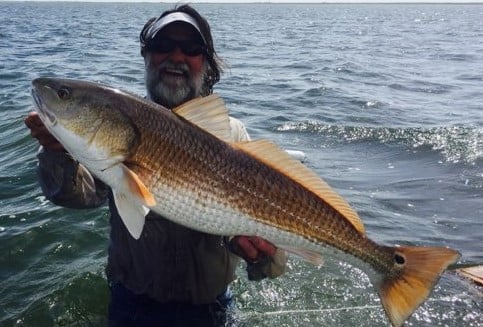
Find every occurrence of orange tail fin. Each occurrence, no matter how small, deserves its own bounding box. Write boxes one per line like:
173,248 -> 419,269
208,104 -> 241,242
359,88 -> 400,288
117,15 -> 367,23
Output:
378,246 -> 460,327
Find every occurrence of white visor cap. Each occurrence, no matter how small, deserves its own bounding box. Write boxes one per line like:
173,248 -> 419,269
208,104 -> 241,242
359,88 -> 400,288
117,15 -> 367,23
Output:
144,12 -> 206,45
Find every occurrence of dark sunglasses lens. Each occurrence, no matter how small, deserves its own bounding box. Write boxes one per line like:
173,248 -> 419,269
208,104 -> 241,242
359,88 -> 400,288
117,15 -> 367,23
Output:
148,38 -> 205,56
149,38 -> 176,53
179,41 -> 205,56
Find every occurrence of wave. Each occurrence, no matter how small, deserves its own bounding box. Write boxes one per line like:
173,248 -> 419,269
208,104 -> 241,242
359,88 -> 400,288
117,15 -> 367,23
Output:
277,122 -> 483,164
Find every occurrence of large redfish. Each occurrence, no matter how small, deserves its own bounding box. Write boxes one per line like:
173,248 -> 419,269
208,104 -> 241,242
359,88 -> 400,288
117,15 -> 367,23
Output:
31,77 -> 460,327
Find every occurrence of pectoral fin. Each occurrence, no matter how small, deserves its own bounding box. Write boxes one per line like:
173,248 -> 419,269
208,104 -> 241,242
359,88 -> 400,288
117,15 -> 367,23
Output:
113,190 -> 150,239
111,164 -> 156,239
121,165 -> 156,207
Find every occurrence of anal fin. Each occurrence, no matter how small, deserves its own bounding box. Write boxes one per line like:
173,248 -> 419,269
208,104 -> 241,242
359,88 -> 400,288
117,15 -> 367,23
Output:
283,246 -> 324,266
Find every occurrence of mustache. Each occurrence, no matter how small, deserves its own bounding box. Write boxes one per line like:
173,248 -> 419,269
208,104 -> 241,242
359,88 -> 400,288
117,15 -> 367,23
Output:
158,61 -> 190,77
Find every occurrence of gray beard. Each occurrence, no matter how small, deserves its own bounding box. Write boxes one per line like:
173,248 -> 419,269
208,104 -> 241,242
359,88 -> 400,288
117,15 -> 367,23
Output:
145,59 -> 207,109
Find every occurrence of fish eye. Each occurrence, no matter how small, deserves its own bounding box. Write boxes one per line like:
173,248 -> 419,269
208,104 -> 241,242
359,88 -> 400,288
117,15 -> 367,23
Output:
57,87 -> 71,100
394,253 -> 406,265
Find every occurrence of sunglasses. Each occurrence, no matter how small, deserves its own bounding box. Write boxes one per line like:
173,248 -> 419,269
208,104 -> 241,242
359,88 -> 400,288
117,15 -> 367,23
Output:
146,37 -> 206,57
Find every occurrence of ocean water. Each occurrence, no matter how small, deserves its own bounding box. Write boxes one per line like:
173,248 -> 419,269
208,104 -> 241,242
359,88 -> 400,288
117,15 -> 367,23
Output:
1,2 -> 482,326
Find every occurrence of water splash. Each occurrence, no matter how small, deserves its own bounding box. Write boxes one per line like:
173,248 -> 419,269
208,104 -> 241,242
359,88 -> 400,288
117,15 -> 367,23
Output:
278,122 -> 483,164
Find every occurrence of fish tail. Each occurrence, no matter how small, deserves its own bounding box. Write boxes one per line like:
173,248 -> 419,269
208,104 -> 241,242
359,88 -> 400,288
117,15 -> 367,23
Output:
377,246 -> 460,327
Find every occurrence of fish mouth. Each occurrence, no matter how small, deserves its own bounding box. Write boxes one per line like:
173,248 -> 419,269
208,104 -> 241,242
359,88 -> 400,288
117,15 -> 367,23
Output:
31,85 -> 57,126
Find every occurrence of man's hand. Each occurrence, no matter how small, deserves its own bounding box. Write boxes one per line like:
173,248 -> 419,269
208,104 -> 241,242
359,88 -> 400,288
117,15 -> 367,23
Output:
227,236 -> 286,280
228,236 -> 277,263
24,112 -> 65,152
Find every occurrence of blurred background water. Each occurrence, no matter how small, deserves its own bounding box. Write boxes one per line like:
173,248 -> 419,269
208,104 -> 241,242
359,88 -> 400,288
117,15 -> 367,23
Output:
0,2 -> 482,326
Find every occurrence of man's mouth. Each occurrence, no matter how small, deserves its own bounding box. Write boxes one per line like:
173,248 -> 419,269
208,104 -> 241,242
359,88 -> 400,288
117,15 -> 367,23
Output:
166,67 -> 184,74
159,61 -> 190,79
163,67 -> 187,78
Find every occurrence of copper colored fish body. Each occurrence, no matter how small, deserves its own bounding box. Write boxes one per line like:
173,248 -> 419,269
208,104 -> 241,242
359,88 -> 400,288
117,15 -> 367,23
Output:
31,77 -> 460,327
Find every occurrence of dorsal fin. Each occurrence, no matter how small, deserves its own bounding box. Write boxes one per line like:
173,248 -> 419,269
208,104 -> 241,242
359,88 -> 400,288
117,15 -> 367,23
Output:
172,94 -> 232,143
234,140 -> 365,234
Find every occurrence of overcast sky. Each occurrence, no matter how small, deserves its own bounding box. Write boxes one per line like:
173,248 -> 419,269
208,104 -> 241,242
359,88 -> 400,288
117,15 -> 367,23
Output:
11,0 -> 483,3
150,0 -> 481,2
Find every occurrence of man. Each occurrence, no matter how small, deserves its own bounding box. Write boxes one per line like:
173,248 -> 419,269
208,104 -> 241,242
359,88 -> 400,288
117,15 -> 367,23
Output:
25,4 -> 286,327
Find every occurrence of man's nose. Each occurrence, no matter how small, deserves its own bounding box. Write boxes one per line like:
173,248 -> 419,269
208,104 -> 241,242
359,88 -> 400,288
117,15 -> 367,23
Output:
168,46 -> 185,62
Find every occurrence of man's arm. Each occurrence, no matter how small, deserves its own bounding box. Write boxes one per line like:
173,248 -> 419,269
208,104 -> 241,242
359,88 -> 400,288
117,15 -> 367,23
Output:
37,148 -> 109,208
25,112 -> 109,209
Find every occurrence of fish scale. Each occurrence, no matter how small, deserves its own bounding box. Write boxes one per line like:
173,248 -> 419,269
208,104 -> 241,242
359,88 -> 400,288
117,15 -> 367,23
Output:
127,97 -> 440,278
31,77 -> 461,327
103,97 -> 372,256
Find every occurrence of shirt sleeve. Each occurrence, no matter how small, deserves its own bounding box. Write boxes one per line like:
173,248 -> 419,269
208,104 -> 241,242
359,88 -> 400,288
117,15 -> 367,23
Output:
37,147 -> 109,209
229,117 -> 251,142
229,117 -> 307,162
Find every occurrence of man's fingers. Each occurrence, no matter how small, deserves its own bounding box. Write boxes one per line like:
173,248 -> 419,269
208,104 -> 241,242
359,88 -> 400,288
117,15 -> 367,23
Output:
24,112 -> 43,129
25,112 -> 47,136
24,112 -> 65,152
229,236 -> 278,262
249,236 -> 277,257
234,236 -> 258,261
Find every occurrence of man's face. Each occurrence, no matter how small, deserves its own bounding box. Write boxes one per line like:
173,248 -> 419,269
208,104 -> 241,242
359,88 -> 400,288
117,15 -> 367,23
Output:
144,22 -> 207,109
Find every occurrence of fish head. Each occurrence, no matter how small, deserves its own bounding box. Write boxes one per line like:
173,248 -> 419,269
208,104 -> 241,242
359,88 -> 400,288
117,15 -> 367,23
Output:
31,77 -> 139,172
